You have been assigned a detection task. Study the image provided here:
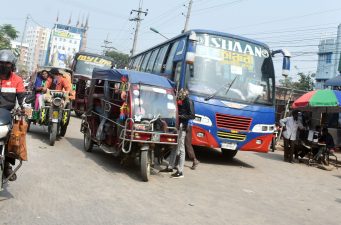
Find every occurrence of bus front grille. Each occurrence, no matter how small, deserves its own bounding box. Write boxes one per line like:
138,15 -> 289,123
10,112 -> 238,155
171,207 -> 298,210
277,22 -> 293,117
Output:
217,131 -> 246,141
216,113 -> 252,131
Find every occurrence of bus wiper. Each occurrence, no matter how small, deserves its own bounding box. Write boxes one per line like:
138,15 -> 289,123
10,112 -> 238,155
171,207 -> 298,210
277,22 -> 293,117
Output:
204,76 -> 238,101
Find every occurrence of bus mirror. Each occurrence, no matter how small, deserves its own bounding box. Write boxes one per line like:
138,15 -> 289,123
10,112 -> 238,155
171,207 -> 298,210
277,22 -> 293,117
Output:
282,56 -> 290,77
186,52 -> 195,64
189,31 -> 198,42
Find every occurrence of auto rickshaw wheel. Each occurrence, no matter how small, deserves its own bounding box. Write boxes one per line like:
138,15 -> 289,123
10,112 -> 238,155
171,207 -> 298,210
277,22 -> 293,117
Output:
49,123 -> 58,146
140,150 -> 150,182
84,127 -> 93,152
75,111 -> 83,118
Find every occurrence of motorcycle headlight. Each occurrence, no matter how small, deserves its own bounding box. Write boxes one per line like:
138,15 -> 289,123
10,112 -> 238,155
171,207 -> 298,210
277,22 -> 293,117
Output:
0,125 -> 10,139
52,97 -> 63,107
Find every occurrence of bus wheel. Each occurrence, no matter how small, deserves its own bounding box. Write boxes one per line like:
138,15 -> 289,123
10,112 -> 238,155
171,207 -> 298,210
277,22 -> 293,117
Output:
222,149 -> 238,160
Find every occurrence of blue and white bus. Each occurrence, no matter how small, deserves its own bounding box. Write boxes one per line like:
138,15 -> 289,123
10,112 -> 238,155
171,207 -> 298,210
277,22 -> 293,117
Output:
129,29 -> 290,158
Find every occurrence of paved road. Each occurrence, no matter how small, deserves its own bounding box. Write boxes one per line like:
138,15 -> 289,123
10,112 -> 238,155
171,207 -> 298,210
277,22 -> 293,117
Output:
1,116 -> 341,225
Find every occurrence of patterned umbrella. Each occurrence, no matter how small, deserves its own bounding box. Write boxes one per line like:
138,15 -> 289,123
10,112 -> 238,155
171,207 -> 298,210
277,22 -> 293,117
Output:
292,89 -> 341,112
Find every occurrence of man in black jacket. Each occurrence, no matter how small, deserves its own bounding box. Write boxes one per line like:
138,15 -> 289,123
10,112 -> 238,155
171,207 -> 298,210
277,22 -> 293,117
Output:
160,89 -> 195,178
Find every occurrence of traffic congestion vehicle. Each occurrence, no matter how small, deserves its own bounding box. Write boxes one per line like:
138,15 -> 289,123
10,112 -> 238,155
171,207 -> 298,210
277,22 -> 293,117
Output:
129,29 -> 291,158
81,68 -> 179,181
71,52 -> 114,117
26,67 -> 72,146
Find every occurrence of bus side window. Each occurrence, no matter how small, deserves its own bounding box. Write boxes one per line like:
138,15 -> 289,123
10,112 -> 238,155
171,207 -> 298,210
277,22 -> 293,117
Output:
128,58 -> 135,69
140,52 -> 151,71
137,55 -> 144,71
153,44 -> 169,74
133,56 -> 141,70
174,62 -> 182,85
164,41 -> 180,76
146,49 -> 159,73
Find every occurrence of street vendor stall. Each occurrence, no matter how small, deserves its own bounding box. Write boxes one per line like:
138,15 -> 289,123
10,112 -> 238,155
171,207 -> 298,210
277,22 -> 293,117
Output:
292,89 -> 341,147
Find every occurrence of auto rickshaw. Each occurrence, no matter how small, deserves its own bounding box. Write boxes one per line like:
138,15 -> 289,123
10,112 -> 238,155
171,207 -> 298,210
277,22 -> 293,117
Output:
81,69 -> 180,181
25,67 -> 73,146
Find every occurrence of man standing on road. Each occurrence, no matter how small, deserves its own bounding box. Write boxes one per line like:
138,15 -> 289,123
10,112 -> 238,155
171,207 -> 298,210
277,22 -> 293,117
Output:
280,110 -> 304,163
185,96 -> 199,170
0,49 -> 25,181
160,89 -> 195,178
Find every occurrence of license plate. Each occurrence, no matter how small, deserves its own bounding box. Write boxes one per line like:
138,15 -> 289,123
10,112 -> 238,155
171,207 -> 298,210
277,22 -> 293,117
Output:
151,133 -> 160,142
52,119 -> 59,123
221,142 -> 237,150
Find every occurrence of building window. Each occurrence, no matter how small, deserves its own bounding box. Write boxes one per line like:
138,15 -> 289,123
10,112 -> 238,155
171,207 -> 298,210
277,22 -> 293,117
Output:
326,53 -> 332,63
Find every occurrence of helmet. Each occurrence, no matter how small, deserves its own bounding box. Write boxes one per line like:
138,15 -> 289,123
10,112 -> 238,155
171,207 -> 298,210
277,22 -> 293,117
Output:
0,49 -> 16,79
0,49 -> 17,67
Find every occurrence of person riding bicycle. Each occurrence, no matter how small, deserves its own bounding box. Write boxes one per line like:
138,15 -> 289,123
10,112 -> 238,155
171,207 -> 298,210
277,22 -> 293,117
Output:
0,49 -> 25,181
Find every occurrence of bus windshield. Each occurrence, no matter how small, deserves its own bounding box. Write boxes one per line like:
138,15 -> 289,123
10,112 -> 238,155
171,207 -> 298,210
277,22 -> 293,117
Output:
74,54 -> 113,76
132,84 -> 177,125
186,33 -> 275,105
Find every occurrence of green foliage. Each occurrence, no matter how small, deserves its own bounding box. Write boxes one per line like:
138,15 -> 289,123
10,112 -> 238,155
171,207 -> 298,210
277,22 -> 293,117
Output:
0,24 -> 19,49
105,50 -> 130,68
278,72 -> 315,91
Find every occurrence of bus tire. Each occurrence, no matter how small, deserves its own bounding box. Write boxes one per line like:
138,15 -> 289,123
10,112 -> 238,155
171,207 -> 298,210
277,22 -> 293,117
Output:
222,149 -> 238,160
140,150 -> 150,182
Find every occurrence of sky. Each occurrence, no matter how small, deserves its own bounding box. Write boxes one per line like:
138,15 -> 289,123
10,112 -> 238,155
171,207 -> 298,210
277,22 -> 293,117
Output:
1,0 -> 341,80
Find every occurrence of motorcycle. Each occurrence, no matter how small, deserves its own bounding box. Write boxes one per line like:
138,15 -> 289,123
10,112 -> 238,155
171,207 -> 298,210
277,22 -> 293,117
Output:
0,109 -> 23,190
26,90 -> 71,146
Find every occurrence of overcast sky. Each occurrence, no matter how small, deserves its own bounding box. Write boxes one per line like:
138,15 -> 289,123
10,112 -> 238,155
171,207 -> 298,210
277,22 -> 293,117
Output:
2,0 -> 341,79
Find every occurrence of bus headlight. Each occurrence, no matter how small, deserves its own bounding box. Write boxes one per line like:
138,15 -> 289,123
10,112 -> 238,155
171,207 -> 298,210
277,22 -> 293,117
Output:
252,124 -> 275,133
193,114 -> 212,127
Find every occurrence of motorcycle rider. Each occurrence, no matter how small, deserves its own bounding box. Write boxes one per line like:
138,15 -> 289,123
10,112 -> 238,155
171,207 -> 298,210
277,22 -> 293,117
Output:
0,49 -> 25,181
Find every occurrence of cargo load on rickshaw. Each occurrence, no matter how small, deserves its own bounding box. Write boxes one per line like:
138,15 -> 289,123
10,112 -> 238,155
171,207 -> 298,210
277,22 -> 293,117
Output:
81,68 -> 180,181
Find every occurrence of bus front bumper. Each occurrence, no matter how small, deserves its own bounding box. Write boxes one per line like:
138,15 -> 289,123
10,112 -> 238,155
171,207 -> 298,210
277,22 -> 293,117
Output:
191,125 -> 272,153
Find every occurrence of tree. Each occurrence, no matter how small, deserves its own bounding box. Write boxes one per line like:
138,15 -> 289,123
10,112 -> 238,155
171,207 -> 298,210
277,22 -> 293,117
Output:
105,50 -> 130,68
0,24 -> 19,49
278,77 -> 294,88
278,72 -> 315,91
293,72 -> 315,91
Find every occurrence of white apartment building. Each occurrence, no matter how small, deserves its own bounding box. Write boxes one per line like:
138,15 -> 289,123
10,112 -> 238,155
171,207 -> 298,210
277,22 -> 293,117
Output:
25,26 -> 51,72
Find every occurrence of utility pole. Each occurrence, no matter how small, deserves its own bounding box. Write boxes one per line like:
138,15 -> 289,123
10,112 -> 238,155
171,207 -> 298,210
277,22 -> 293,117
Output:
183,0 -> 193,33
101,33 -> 116,55
19,15 -> 29,64
129,0 -> 148,56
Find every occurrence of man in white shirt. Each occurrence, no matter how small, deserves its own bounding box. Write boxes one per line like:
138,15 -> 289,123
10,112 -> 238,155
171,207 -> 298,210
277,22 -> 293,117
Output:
280,110 -> 304,163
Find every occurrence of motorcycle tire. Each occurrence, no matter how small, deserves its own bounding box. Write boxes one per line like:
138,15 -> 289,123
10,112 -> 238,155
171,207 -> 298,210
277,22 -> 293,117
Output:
49,123 -> 58,146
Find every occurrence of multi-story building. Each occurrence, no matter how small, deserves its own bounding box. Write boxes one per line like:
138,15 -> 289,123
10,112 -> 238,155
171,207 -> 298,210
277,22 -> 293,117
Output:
315,24 -> 341,89
45,17 -> 88,68
10,40 -> 29,67
24,26 -> 51,73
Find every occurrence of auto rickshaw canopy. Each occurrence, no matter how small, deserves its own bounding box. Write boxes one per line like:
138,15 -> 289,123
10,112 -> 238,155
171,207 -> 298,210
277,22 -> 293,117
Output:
92,68 -> 174,89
